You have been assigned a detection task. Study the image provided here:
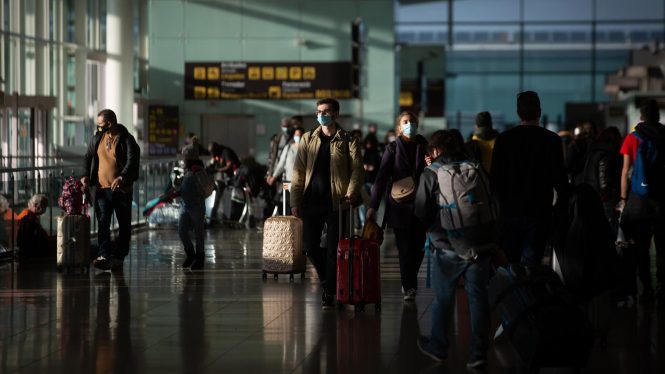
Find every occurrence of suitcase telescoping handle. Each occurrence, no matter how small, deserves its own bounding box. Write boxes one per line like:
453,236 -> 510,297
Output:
339,198 -> 355,304
283,183 -> 287,217
338,197 -> 355,241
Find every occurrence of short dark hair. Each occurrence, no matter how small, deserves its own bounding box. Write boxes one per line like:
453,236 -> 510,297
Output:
97,109 -> 117,125
640,99 -> 660,123
475,111 -> 493,128
316,98 -> 340,113
428,130 -> 447,154
517,91 -> 541,121
428,129 -> 466,161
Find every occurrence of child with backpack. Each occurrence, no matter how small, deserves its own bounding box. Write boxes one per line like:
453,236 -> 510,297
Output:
414,130 -> 498,369
175,145 -> 212,270
616,100 -> 665,304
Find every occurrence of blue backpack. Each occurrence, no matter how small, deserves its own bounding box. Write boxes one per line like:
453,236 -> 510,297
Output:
631,129 -> 665,199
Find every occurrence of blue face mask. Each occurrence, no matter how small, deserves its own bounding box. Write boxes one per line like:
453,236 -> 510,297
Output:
402,122 -> 417,137
317,115 -> 333,127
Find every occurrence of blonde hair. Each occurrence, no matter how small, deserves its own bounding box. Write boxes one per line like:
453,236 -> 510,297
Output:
395,111 -> 418,136
0,195 -> 8,213
28,194 -> 48,214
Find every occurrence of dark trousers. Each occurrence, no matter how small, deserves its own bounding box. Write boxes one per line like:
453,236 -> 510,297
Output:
95,188 -> 133,259
178,210 -> 205,256
393,225 -> 426,291
623,218 -> 665,295
500,215 -> 549,265
302,206 -> 346,294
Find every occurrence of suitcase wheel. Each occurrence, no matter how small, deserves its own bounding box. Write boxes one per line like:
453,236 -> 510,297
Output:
262,271 -> 268,280
273,273 -> 278,280
289,273 -> 294,281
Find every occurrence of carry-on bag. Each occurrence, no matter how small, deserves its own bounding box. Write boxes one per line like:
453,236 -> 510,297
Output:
489,264 -> 593,370
336,204 -> 381,312
261,188 -> 306,280
57,191 -> 90,273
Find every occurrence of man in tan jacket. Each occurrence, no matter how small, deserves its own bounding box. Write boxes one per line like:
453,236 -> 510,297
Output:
291,98 -> 364,309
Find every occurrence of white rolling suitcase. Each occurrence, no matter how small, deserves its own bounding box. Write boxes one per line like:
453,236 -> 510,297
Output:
57,214 -> 90,273
261,187 -> 306,280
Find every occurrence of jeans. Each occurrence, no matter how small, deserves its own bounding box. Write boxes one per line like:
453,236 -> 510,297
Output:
430,249 -> 490,359
500,215 -> 549,265
302,206 -> 345,294
393,225 -> 426,291
178,209 -> 205,256
94,188 -> 133,259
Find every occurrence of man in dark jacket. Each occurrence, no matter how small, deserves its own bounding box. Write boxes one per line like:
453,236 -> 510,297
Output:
491,91 -> 569,265
82,109 -> 140,271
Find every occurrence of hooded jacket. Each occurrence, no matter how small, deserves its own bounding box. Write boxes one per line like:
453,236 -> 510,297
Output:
467,127 -> 499,173
83,124 -> 141,189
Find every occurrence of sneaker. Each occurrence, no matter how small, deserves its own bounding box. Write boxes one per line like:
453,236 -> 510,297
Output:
404,288 -> 417,302
321,291 -> 335,310
182,255 -> 195,268
466,358 -> 488,369
616,295 -> 635,308
92,256 -> 110,271
417,336 -> 446,362
190,255 -> 205,270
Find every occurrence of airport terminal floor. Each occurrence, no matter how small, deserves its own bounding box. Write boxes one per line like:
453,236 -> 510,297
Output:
0,227 -> 663,373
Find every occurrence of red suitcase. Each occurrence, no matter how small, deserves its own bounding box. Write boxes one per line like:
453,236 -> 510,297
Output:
336,207 -> 381,312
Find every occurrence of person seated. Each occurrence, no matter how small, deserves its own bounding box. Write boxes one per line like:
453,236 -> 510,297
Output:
17,194 -> 56,258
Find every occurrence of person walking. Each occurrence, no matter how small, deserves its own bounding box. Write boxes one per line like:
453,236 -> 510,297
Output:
268,127 -> 305,215
82,109 -> 140,271
175,145 -> 207,270
290,98 -> 364,310
617,100 -> 665,304
414,130 -> 492,369
466,111 -> 499,173
366,111 -> 428,302
490,91 -> 569,265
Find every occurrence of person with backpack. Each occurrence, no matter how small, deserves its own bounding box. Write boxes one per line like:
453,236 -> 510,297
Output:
174,145 -> 209,270
491,91 -> 569,265
617,100 -> 665,304
366,111 -> 428,302
413,130 -> 495,369
290,98 -> 364,310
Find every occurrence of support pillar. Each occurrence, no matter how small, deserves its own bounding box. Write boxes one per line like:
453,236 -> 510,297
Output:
105,0 -> 134,134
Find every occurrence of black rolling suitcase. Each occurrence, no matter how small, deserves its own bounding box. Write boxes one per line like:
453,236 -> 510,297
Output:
489,264 -> 594,371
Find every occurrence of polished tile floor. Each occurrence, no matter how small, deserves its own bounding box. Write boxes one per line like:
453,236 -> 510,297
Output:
0,227 -> 663,373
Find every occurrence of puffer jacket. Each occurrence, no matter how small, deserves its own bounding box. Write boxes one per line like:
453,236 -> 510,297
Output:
83,124 -> 141,188
290,125 -> 364,211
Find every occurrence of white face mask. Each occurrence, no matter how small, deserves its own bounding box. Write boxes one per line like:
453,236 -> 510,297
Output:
387,136 -> 396,143
293,135 -> 301,143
